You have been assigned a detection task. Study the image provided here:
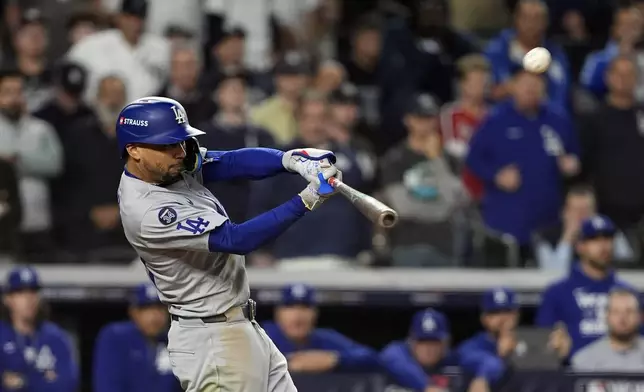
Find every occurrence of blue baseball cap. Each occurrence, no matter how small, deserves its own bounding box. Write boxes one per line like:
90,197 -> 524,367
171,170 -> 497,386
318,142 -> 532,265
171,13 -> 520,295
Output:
579,215 -> 616,241
130,282 -> 162,307
409,308 -> 449,340
481,287 -> 518,313
4,266 -> 41,293
281,283 -> 316,306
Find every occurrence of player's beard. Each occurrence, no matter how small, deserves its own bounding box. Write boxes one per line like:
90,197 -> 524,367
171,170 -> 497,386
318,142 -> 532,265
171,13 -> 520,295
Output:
156,161 -> 186,185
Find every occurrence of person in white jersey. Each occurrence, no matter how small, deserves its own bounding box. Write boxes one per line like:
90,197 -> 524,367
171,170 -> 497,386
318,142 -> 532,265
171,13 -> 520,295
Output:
115,96 -> 341,392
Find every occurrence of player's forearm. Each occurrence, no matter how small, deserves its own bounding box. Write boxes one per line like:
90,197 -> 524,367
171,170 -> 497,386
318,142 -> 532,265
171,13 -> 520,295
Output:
201,148 -> 286,183
208,195 -> 307,254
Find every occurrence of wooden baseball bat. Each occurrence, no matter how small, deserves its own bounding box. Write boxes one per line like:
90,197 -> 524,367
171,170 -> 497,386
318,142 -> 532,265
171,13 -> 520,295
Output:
327,177 -> 399,228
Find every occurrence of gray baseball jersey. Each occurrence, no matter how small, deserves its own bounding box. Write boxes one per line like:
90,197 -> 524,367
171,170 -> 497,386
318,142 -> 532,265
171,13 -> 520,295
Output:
118,171 -> 250,317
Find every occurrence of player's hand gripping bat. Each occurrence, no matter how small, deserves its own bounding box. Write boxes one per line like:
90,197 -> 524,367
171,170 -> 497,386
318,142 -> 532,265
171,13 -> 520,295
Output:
327,177 -> 399,228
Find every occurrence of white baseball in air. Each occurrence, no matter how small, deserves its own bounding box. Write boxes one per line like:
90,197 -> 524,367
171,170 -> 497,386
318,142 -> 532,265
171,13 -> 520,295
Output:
522,47 -> 551,74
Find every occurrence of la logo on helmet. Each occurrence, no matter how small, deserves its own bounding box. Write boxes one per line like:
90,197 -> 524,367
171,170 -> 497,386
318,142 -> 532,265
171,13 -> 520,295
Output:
171,105 -> 187,125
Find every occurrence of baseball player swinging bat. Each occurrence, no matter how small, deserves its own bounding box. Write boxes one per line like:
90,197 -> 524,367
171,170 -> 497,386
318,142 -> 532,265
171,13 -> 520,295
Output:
115,96 -> 356,392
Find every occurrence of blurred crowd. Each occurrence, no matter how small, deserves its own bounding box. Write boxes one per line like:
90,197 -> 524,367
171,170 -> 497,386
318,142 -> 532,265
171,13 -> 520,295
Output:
2,0 -> 644,269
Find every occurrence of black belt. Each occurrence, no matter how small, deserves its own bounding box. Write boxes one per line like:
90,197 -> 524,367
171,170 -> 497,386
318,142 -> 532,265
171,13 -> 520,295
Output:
171,299 -> 256,323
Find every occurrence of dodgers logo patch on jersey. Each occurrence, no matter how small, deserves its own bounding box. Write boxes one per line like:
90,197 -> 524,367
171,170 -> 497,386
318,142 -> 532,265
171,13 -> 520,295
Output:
158,207 -> 178,225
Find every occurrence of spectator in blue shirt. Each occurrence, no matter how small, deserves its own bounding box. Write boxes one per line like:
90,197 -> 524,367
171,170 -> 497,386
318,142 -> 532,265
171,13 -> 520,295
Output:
0,266 -> 79,392
93,282 -> 180,392
262,283 -> 379,373
537,215 -> 636,356
485,0 -> 571,109
580,5 -> 643,100
466,68 -> 580,265
381,308 -> 480,392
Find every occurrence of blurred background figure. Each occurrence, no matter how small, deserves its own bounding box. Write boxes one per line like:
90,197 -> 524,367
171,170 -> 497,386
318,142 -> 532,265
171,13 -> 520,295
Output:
485,0 -> 570,109
572,288 -> 644,372
200,71 -> 275,223
251,52 -> 312,146
380,308 -> 461,392
312,60 -> 346,95
0,153 -> 21,261
65,10 -> 102,50
537,215 -> 635,357
580,5 -> 643,102
51,74 -> 129,263
440,54 -> 491,203
0,70 -> 63,263
93,282 -> 179,392
381,93 -> 470,267
4,8 -> 53,113
466,69 -> 579,267
263,284 -> 379,373
68,0 -> 170,102
34,61 -> 93,138
202,26 -> 248,92
158,43 -> 216,127
579,55 -> 644,231
0,266 -> 79,392
533,186 -> 635,271
249,92 -> 372,266
341,15 -> 382,151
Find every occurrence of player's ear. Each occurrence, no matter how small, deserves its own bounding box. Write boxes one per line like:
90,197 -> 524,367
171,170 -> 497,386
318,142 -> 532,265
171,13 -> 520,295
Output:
126,144 -> 141,161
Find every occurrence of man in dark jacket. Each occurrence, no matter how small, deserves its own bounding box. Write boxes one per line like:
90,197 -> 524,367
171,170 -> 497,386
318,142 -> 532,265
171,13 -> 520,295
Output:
579,55 -> 644,229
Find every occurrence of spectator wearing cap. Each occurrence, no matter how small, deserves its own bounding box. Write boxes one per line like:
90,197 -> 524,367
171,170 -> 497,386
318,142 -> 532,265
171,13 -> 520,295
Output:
0,70 -> 63,262
537,215 -> 637,356
250,52 -> 311,145
93,282 -> 180,392
67,0 -> 171,103
466,69 -> 579,267
341,16 -> 382,147
380,93 -> 470,267
484,0 -> 571,109
34,61 -> 94,137
262,284 -> 379,373
380,308 -> 462,392
158,43 -> 217,127
0,266 -> 79,392
51,74 -> 130,261
249,92 -> 370,264
4,8 -> 54,112
533,185 -> 635,271
578,55 -> 644,230
200,72 -> 275,223
572,288 -> 644,372
439,54 -> 491,203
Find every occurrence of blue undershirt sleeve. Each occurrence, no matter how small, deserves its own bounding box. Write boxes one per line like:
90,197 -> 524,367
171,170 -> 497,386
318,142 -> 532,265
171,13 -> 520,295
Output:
201,148 -> 288,183
207,195 -> 308,254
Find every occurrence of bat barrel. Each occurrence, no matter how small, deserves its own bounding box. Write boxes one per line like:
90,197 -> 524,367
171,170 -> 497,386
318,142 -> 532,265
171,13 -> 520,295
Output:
328,177 -> 399,229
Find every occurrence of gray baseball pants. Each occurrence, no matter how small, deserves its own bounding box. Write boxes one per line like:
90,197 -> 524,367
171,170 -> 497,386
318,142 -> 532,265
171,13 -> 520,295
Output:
167,306 -> 297,392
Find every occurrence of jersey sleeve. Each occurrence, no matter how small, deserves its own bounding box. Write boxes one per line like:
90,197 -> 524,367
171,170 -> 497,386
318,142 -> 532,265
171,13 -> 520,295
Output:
139,203 -> 228,251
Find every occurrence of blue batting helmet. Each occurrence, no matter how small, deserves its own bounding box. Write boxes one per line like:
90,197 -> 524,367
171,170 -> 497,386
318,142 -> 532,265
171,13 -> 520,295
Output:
116,96 -> 205,156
